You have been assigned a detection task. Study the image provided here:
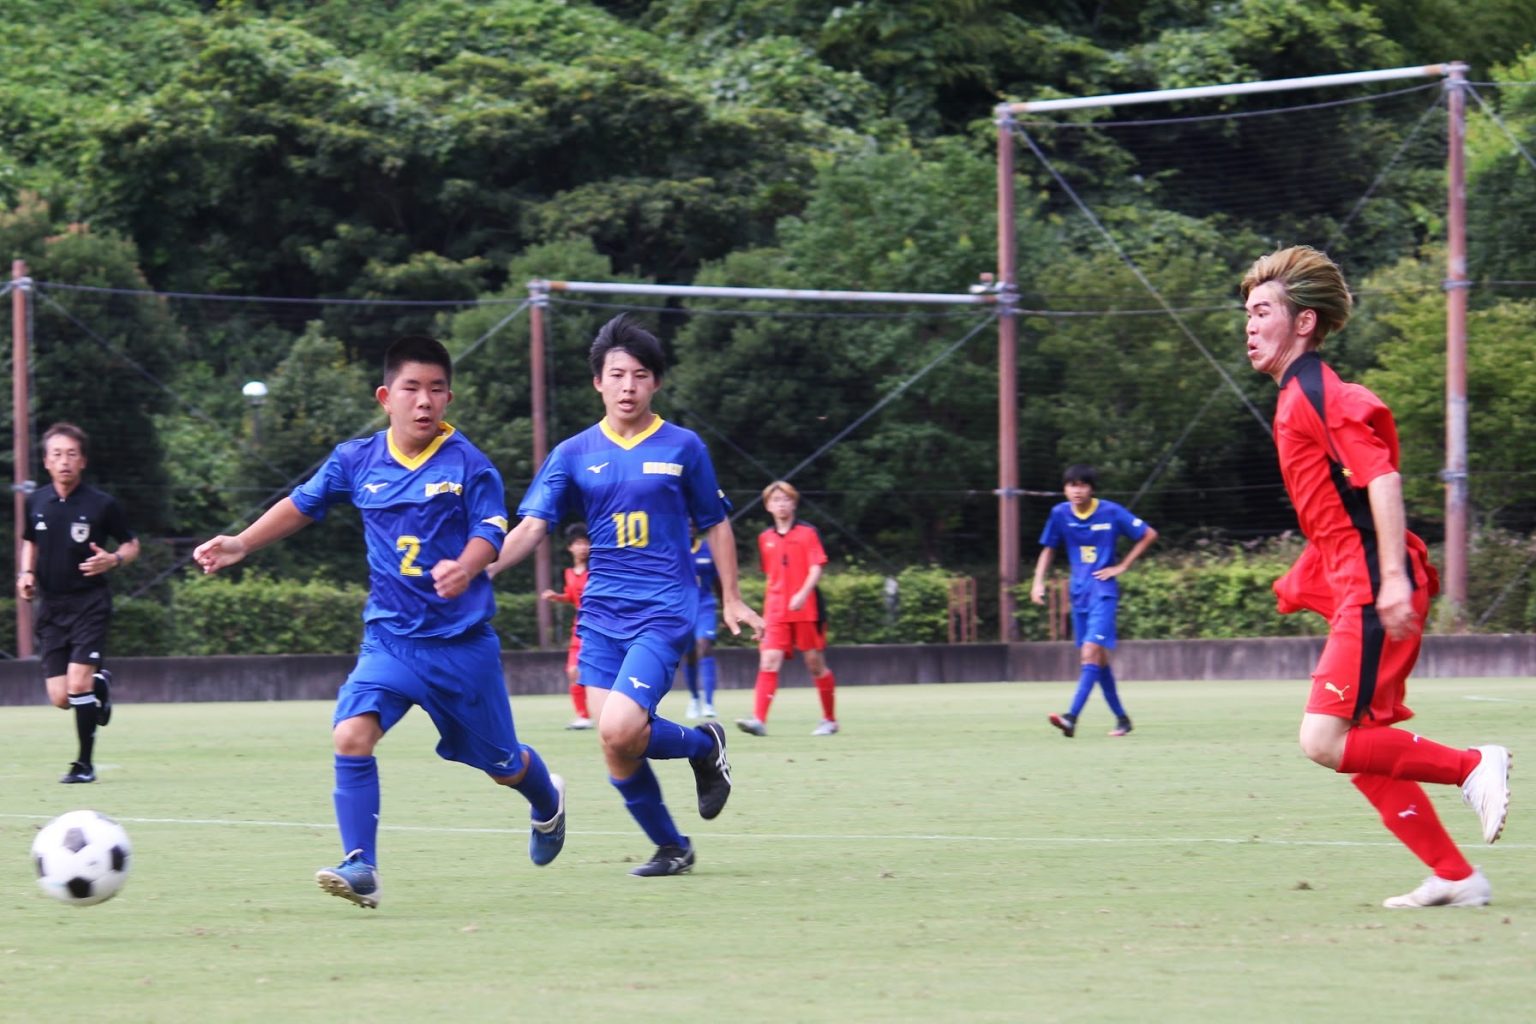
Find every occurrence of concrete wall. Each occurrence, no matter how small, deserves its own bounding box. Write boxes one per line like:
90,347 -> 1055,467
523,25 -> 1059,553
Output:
1,634 -> 1531,706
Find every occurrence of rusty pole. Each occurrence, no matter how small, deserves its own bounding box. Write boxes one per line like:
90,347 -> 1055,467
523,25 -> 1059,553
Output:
1443,62 -> 1469,630
12,260 -> 34,657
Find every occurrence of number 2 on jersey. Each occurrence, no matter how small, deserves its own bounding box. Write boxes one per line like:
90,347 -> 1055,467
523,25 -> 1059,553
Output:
611,511 -> 650,548
397,535 -> 424,575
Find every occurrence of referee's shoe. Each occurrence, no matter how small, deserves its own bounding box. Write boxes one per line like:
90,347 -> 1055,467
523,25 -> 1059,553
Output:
93,669 -> 112,727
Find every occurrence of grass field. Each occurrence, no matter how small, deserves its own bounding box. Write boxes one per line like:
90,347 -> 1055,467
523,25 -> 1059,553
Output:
1,678 -> 1532,1023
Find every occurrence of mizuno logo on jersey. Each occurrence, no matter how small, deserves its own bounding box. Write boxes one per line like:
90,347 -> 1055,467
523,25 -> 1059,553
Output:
587,462 -> 610,474
629,676 -> 651,690
1090,523 -> 1112,531
424,481 -> 463,497
643,461 -> 683,477
362,483 -> 387,494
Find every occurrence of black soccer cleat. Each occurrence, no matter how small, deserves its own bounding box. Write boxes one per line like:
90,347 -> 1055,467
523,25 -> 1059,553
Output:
1048,713 -> 1076,738
630,842 -> 696,877
93,669 -> 113,727
690,721 -> 732,820
60,761 -> 96,784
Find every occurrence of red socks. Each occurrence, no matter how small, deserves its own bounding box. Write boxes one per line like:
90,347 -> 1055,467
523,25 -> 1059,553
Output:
1337,728 -> 1481,785
753,671 -> 778,722
815,671 -> 836,721
570,683 -> 589,718
1352,774 -> 1473,881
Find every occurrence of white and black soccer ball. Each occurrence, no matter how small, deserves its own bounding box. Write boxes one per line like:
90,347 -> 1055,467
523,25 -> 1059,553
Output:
31,810 -> 132,906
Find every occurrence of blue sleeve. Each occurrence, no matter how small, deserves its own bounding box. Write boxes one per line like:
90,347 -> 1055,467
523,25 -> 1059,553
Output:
290,448 -> 352,523
683,434 -> 730,530
1114,503 -> 1150,542
464,453 -> 511,550
1037,506 -> 1062,548
517,443 -> 570,530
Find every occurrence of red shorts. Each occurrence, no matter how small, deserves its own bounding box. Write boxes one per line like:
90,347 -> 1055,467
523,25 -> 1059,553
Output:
761,619 -> 825,656
1305,586 -> 1428,727
565,629 -> 582,673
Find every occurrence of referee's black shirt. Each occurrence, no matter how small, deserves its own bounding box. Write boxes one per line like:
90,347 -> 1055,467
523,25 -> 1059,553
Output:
23,483 -> 135,595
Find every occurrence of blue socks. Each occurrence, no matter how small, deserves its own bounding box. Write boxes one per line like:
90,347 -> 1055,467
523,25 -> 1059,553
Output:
509,744 -> 560,822
1068,663 -> 1101,719
684,659 -> 701,699
333,754 -> 380,866
1100,664 -> 1128,719
611,760 -> 685,848
644,717 -> 710,760
700,656 -> 717,706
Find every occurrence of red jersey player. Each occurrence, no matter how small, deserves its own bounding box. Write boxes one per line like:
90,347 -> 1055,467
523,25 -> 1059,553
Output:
736,480 -> 839,737
1243,245 -> 1511,909
541,523 -> 592,730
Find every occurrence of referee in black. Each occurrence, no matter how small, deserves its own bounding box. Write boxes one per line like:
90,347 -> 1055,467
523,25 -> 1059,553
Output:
16,422 -> 138,783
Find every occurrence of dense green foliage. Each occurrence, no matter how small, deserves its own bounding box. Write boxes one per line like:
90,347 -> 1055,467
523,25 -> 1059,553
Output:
3,1 -> 1536,644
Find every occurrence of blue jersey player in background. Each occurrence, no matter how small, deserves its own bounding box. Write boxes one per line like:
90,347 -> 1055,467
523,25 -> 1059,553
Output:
683,532 -> 722,721
194,336 -> 567,908
492,315 -> 762,877
1030,464 -> 1158,739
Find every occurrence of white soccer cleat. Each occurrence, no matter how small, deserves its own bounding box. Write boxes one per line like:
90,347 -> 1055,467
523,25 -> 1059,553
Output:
566,716 -> 593,731
1382,869 -> 1491,909
685,698 -> 702,720
811,719 -> 840,736
1461,745 -> 1512,844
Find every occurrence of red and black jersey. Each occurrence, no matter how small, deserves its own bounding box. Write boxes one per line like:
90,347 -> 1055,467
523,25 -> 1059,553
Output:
558,567 -> 588,626
1272,352 -> 1436,614
758,520 -> 827,624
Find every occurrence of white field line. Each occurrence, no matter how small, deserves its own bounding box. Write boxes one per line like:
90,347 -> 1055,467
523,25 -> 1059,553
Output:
1,812 -> 1530,849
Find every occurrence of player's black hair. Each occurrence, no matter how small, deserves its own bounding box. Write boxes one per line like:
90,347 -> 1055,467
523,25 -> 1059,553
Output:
384,335 -> 453,387
1062,463 -> 1098,489
589,314 -> 665,380
563,522 -> 589,542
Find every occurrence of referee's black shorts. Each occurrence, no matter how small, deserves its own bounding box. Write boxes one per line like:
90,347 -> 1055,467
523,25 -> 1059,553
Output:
36,587 -> 112,677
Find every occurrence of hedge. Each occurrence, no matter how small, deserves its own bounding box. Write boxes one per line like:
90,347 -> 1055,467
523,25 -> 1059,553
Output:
1,533 -> 1529,658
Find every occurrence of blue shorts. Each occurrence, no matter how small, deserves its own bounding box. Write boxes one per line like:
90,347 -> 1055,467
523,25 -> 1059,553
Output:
694,596 -> 718,643
334,624 -> 522,775
577,622 -> 691,716
1071,598 -> 1119,650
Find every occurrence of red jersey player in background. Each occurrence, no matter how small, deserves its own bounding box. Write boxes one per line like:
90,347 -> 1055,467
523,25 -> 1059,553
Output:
541,522 -> 593,730
736,480 -> 839,737
1243,245 -> 1511,909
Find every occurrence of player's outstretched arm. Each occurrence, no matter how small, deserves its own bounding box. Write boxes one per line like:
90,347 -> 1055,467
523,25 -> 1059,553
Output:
706,518 -> 764,638
487,515 -> 549,578
194,498 -> 313,574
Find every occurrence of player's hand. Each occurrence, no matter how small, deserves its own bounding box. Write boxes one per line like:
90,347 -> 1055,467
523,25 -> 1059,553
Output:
193,535 -> 248,574
430,558 -> 471,599
540,589 -> 561,602
1029,583 -> 1046,605
79,543 -> 118,577
1092,564 -> 1125,581
721,597 -> 764,640
16,575 -> 35,600
1375,574 -> 1419,641
788,593 -> 806,612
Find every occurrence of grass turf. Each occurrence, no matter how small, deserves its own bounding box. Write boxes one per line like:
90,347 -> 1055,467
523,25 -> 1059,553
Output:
1,678 -> 1532,1023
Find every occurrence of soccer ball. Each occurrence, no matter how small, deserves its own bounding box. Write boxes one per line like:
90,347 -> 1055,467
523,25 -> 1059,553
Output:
31,810 -> 132,906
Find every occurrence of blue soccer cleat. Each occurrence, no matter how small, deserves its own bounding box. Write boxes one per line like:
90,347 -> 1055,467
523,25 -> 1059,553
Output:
529,774 -> 567,866
315,849 -> 381,909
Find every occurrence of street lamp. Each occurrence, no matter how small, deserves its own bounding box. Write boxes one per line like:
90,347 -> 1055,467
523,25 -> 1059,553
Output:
242,380 -> 268,446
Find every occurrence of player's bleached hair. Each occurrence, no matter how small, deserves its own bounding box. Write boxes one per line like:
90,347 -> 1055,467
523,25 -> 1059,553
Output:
384,335 -> 453,386
762,480 -> 799,504
41,421 -> 88,455
589,314 -> 666,380
1240,246 -> 1353,348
